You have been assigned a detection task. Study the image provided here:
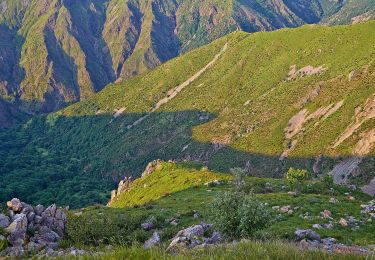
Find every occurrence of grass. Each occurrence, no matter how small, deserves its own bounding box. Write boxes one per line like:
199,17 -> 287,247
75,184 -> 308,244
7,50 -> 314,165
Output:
110,161 -> 230,208
74,240 -> 371,260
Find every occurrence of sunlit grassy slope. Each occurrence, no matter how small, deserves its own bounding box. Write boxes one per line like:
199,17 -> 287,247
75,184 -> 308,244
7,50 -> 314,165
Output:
71,162 -> 375,248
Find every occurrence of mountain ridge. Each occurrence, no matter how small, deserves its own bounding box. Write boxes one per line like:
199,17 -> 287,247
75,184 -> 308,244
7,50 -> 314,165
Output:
0,0 -> 374,126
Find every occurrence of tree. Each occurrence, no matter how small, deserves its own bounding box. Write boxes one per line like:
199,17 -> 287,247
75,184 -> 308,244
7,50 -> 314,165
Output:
230,167 -> 247,192
285,168 -> 309,193
209,191 -> 271,239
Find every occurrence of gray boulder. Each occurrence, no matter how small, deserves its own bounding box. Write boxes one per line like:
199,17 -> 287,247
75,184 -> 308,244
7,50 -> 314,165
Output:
144,232 -> 161,249
295,229 -> 321,241
6,214 -> 28,246
34,205 -> 45,216
141,222 -> 154,231
167,223 -> 214,252
7,198 -> 22,212
208,231 -> 222,244
0,214 -> 10,228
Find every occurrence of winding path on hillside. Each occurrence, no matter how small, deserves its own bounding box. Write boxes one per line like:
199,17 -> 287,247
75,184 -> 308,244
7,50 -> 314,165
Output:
123,43 -> 228,130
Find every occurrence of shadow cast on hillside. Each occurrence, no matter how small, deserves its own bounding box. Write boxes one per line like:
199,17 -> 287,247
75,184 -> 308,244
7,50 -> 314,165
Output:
1,109 -> 374,207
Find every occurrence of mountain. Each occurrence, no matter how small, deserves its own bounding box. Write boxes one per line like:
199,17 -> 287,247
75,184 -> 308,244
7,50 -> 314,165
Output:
0,0 -> 374,121
0,97 -> 26,128
1,21 -> 374,207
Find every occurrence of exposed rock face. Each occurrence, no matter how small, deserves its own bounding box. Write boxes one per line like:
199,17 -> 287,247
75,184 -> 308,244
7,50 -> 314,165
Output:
142,160 -> 163,178
286,65 -> 327,81
281,100 -> 344,160
108,160 -> 163,206
329,157 -> 362,185
107,176 -> 132,206
333,94 -> 375,149
0,198 -> 67,257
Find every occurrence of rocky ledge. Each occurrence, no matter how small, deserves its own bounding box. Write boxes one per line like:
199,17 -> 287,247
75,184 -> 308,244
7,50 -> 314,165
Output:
0,198 -> 67,257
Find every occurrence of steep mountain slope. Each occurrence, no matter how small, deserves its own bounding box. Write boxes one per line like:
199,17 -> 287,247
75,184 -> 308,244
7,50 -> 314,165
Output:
0,0 -> 374,123
0,21 -> 374,207
0,97 -> 26,128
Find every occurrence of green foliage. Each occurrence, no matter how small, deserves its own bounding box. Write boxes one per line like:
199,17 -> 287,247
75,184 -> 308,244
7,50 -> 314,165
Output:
0,236 -> 8,252
230,167 -> 247,192
285,168 -> 309,192
66,212 -> 147,246
209,191 -> 271,239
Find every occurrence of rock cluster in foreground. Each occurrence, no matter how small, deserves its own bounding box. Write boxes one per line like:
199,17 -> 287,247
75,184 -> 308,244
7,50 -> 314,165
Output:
0,198 -> 67,257
295,229 -> 369,255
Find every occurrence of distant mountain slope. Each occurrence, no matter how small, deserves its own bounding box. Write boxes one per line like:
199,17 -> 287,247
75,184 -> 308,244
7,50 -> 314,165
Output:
0,0 -> 374,122
0,97 -> 26,128
1,22 -> 374,207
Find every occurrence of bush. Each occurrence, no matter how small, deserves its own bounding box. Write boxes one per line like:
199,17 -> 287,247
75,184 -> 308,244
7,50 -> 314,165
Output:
230,168 -> 248,192
208,191 -> 271,239
0,237 -> 8,252
285,168 -> 309,193
66,212 -> 146,246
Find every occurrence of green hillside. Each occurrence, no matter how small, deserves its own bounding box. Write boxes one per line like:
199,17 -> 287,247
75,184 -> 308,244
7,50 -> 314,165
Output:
0,0 -> 374,123
1,22 -> 375,207
65,161 -> 375,252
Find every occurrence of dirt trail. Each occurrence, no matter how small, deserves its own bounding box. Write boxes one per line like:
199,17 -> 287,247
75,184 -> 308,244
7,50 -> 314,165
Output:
123,43 -> 228,130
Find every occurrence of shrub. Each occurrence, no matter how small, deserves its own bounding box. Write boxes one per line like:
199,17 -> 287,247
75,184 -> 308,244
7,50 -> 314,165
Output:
0,237 -> 8,252
322,175 -> 335,190
66,212 -> 145,246
285,168 -> 309,193
208,191 -> 271,239
230,168 -> 248,192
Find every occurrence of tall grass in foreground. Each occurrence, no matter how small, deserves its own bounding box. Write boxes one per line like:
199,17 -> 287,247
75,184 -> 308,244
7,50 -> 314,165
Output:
74,240 -> 371,260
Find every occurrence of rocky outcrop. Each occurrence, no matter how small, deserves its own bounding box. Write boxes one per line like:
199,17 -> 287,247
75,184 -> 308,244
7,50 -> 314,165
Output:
108,160 -> 165,206
107,177 -> 132,206
0,198 -> 67,257
281,100 -> 344,160
295,229 -> 369,254
333,94 -> 375,149
142,160 -> 163,178
166,222 -> 221,252
286,65 -> 327,81
329,157 -> 362,185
